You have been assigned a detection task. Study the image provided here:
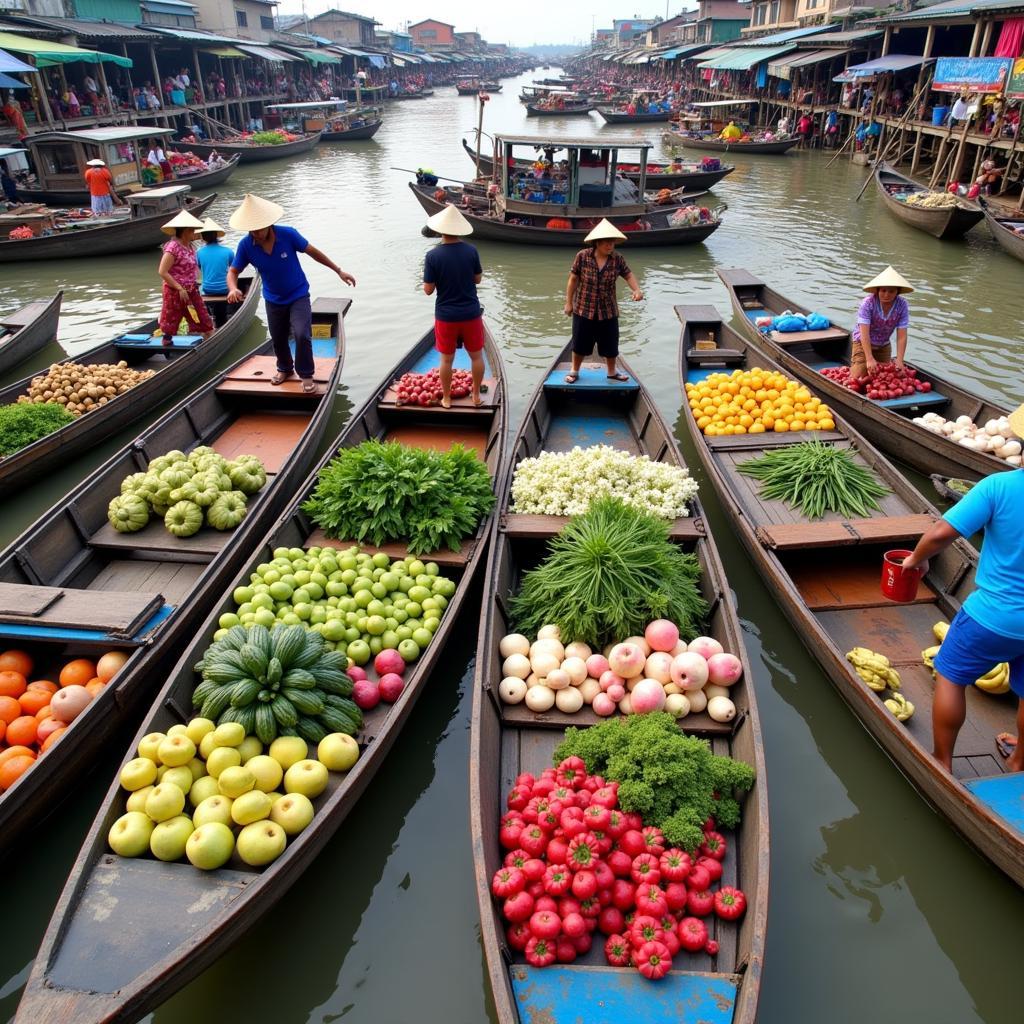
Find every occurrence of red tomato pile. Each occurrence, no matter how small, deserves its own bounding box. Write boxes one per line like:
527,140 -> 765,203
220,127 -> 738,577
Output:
392,368 -> 473,406
492,756 -> 746,978
820,363 -> 932,400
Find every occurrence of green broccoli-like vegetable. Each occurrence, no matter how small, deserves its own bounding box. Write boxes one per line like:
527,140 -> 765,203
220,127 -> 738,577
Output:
553,712 -> 755,852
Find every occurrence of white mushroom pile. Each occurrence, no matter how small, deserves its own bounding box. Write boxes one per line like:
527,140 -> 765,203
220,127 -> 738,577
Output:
913,413 -> 1022,465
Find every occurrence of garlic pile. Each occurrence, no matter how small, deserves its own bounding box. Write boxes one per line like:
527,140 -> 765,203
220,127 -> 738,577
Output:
913,413 -> 1022,465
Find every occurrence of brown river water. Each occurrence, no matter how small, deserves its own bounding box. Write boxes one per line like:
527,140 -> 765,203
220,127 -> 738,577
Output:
0,68 -> 1022,1024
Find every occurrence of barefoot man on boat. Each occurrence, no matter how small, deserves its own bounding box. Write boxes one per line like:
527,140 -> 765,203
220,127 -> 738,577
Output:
902,404 -> 1024,774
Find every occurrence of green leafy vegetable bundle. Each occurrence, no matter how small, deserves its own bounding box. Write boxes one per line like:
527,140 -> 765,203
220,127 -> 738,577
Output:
554,712 -> 755,851
302,440 -> 494,555
737,439 -> 890,519
509,497 -> 706,647
0,402 -> 75,457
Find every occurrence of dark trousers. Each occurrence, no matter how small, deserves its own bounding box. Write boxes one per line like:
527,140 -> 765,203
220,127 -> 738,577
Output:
265,295 -> 313,378
203,292 -> 232,329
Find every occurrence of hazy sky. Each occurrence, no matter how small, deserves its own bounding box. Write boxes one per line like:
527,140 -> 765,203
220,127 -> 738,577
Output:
275,2 -> 694,47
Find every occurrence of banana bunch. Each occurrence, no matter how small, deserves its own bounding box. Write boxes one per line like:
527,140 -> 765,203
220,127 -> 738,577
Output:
846,647 -> 902,692
921,645 -> 941,673
933,621 -> 949,643
884,692 -> 915,721
975,662 -> 1011,695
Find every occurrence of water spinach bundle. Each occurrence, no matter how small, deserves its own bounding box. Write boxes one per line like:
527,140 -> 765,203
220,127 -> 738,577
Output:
0,403 -> 75,457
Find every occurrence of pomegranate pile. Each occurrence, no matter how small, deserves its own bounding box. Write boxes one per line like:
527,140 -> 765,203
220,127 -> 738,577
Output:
392,368 -> 474,406
493,756 -> 746,977
819,363 -> 932,399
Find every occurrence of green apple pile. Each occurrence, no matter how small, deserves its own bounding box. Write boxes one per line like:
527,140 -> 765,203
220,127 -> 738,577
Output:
108,717 -> 360,871
218,545 -> 457,667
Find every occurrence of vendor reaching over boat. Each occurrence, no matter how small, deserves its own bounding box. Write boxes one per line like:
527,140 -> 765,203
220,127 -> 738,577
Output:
226,193 -> 355,394
902,404 -> 1024,774
852,266 -> 912,379
720,121 -> 743,141
157,210 -> 214,349
422,204 -> 486,409
563,219 -> 643,384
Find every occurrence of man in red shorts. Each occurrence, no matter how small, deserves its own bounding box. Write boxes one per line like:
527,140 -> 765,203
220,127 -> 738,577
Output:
422,204 -> 485,408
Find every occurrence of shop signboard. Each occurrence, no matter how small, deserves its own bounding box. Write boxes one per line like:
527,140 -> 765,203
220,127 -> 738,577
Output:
1008,56 -> 1024,99
933,56 -> 1012,94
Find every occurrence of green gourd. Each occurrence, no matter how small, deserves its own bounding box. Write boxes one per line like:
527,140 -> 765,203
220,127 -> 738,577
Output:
120,472 -> 147,495
159,464 -> 193,490
169,480 -> 199,504
207,490 -> 247,530
188,445 -> 217,463
228,457 -> 267,495
190,479 -> 222,507
107,493 -> 150,533
164,500 -> 204,537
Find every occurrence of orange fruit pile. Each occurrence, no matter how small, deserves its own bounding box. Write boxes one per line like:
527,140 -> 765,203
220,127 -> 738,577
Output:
686,368 -> 836,436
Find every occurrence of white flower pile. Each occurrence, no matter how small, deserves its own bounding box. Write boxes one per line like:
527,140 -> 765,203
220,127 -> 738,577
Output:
510,445 -> 699,519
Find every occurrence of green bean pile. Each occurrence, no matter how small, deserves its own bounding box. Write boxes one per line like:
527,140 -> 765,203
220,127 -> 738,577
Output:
737,440 -> 890,519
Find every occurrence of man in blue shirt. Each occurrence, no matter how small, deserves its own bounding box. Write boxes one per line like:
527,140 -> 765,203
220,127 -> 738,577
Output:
422,204 -> 485,409
195,217 -> 234,329
903,409 -> 1024,773
226,194 -> 355,392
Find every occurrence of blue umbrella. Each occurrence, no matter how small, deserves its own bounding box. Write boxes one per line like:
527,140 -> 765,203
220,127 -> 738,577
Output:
0,48 -> 35,74
0,71 -> 28,89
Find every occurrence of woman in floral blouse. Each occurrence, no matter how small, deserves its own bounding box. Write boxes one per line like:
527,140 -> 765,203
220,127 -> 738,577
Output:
157,210 -> 214,350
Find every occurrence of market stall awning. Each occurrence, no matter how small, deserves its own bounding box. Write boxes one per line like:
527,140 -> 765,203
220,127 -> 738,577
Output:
366,54 -> 385,68
237,43 -> 300,63
699,45 -> 795,71
655,44 -> 710,61
203,46 -> 247,59
767,48 -> 847,79
283,47 -> 342,65
686,46 -> 732,62
0,30 -> 132,68
834,54 -> 934,81
0,47 -> 36,74
142,26 -> 239,44
0,71 -> 29,88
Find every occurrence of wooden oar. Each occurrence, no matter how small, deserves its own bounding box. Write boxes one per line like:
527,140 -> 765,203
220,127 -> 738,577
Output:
391,166 -> 470,185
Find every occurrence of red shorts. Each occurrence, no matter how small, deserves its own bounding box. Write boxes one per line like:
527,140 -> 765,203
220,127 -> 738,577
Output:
434,317 -> 484,355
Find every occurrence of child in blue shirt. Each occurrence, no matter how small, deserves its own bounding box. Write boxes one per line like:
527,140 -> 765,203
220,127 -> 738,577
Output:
195,218 -> 234,329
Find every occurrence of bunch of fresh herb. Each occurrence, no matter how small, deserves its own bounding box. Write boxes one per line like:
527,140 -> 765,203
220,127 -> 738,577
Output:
509,497 -> 706,647
737,439 -> 890,519
302,440 -> 494,555
553,712 -> 755,851
0,402 -> 75,457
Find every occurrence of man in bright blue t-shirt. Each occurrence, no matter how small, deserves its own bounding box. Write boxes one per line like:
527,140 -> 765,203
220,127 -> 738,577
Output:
226,194 -> 355,393
904,412 -> 1024,773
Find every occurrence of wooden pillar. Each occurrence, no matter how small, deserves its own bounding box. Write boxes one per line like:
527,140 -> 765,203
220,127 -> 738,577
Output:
915,25 -> 935,113
968,20 -> 982,57
910,127 -> 924,173
193,47 -> 203,105
979,20 -> 994,57
882,27 -> 891,57
96,61 -> 110,116
149,45 -> 161,93
36,66 -> 55,125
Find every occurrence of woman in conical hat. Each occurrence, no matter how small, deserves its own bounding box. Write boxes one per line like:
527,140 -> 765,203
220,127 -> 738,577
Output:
423,204 -> 487,408
196,217 -> 234,330
157,210 -> 214,349
226,194 -> 356,392
562,219 -> 644,385
851,265 -> 914,380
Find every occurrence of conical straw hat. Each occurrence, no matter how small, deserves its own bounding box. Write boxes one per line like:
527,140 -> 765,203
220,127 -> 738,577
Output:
862,265 -> 914,294
229,193 -> 284,232
200,217 -> 226,237
426,203 -> 473,236
86,158 -> 106,167
585,218 -> 627,243
161,210 -> 205,235
1008,403 -> 1024,441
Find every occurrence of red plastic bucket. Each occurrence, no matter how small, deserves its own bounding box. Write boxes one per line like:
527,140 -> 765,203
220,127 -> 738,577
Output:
881,549 -> 923,602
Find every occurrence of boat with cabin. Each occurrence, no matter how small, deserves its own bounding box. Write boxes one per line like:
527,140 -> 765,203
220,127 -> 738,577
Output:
265,100 -> 383,141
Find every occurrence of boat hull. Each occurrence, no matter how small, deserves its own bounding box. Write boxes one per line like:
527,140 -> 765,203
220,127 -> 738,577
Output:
597,108 -> 671,123
526,103 -> 595,117
980,197 -> 1024,261
665,131 -> 800,155
321,119 -> 383,141
170,132 -> 321,163
875,163 -> 983,239
0,291 -> 62,377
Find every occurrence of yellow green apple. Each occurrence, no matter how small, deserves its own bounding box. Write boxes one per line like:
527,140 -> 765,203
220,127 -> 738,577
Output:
284,759 -> 329,799
317,733 -> 359,772
108,811 -> 155,857
231,790 -> 272,825
245,755 -> 283,793
145,782 -> 186,822
187,757 -> 207,782
126,785 -> 154,813
189,775 -> 220,807
186,822 -> 235,870
185,717 -> 216,746
268,736 -> 308,771
206,746 -> 242,779
157,734 -> 196,768
199,731 -> 218,759
237,736 -> 263,762
150,814 -> 195,861
137,732 -> 166,761
120,757 -> 158,792
193,794 -> 234,827
236,820 -> 287,866
211,722 -> 245,748
270,792 -> 314,836
166,723 -> 189,739
217,765 -> 256,798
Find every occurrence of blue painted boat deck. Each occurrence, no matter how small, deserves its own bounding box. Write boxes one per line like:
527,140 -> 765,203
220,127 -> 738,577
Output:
543,365 -> 639,391
310,338 -> 337,359
546,412 -> 638,453
116,333 -> 203,349
0,603 -> 173,644
510,964 -> 737,1024
408,345 -> 492,376
964,774 -> 1024,835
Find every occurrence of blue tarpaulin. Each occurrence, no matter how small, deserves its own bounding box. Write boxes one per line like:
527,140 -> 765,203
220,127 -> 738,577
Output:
0,47 -> 35,74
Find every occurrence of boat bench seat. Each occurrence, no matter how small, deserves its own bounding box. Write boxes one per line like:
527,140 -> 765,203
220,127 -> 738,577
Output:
687,347 -> 745,365
215,355 -> 334,398
758,513 -> 936,550
877,391 -> 949,410
1,299 -> 52,330
769,327 -> 848,345
302,527 -> 476,568
963,773 -> 1024,834
116,334 -> 203,348
545,364 -> 639,391
503,512 -> 703,542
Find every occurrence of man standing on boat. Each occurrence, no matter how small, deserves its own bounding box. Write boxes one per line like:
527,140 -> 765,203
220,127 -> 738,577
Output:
83,158 -> 121,214
563,220 -> 643,384
902,405 -> 1024,774
225,194 -> 356,394
422,204 -> 486,409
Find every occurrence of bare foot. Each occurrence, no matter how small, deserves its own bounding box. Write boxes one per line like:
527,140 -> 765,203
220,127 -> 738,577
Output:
441,396 -> 452,409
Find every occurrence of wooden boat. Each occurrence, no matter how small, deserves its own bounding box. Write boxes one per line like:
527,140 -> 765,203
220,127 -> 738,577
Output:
169,131 -> 321,164
930,474 -> 974,505
597,107 -> 672,124
664,130 -> 800,155
0,297 -> 349,859
717,268 -> 1014,481
321,117 -> 383,141
0,186 -> 216,263
874,163 -> 983,240
526,101 -> 595,117
979,197 -> 1024,262
15,154 -> 239,206
0,291 -> 62,378
0,275 -> 260,490
460,137 -> 734,191
15,325 -> 507,1024
470,345 -> 768,1024
677,304 -> 1024,889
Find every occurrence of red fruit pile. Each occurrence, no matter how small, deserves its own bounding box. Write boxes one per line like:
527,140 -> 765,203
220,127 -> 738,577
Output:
492,756 -> 746,978
820,363 -> 931,400
392,368 -> 473,406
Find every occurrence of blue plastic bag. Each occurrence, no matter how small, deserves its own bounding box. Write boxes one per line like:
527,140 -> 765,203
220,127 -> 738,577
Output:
772,314 -> 808,333
805,312 -> 831,331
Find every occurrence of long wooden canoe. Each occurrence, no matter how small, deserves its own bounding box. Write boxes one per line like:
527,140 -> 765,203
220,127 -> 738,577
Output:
169,132 -> 321,163
526,102 -> 595,117
470,345 -> 768,1024
0,275 -> 261,490
979,196 -> 1024,262
15,325 -> 507,1024
0,194 -> 216,263
14,155 -> 240,207
0,291 -> 62,378
321,118 -> 383,141
717,267 -> 1014,481
0,297 -> 349,859
409,182 -> 722,247
676,304 -> 1024,888
874,163 -> 983,240
664,131 -> 799,155
596,107 -> 672,124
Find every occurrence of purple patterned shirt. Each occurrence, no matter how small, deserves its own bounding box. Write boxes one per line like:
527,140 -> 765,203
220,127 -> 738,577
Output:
856,294 -> 910,348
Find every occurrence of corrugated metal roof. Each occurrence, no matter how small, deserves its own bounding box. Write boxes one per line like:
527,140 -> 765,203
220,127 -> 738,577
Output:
879,0 -> 1024,21
834,53 -> 935,80
699,44 -> 795,70
805,28 -> 883,43
733,25 -> 831,45
0,16 -> 159,40
655,44 -> 711,60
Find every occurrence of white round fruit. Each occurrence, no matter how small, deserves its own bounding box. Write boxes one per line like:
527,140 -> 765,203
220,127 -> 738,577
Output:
530,638 -> 565,663
555,687 -> 584,713
502,653 -> 531,680
579,678 -> 601,705
317,734 -> 359,772
268,736 -> 308,771
564,642 -> 592,661
530,651 -> 561,678
499,633 -> 531,658
561,657 -> 588,686
704,684 -> 731,701
193,794 -> 234,827
236,820 -> 287,867
499,677 -> 528,704
537,624 -> 562,641
524,685 -> 556,712
108,811 -> 155,858
707,695 -> 737,722
284,759 -> 329,799
270,792 -> 314,836
246,754 -> 285,792
687,688 -> 708,714
664,693 -> 691,719
545,668 -> 571,691
186,821 -> 235,870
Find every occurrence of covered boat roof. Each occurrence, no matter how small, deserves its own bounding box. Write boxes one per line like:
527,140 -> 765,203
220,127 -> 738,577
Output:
498,133 -> 653,149
29,126 -> 175,144
265,100 -> 348,110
